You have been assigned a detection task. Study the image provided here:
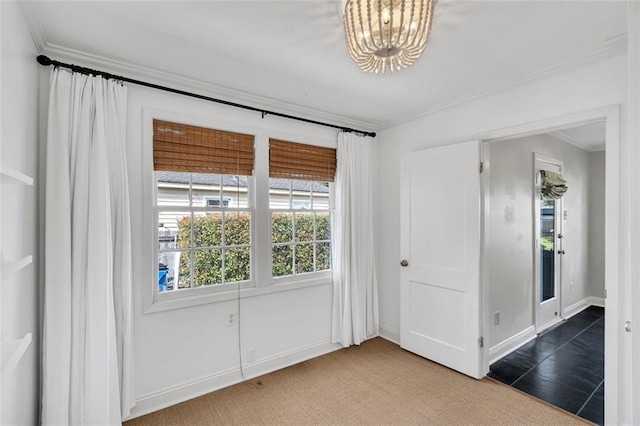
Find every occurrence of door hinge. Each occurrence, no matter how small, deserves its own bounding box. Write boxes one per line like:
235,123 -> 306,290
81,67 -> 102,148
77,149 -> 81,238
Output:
478,337 -> 484,348
479,162 -> 484,173
604,289 -> 607,299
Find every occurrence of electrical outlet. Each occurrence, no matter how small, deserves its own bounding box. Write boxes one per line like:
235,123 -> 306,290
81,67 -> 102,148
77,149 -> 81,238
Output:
227,311 -> 237,327
247,347 -> 256,363
494,311 -> 500,326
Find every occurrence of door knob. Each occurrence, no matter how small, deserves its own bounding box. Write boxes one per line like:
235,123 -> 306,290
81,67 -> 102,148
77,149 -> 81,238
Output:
558,250 -> 565,255
400,260 -> 409,267
625,321 -> 632,332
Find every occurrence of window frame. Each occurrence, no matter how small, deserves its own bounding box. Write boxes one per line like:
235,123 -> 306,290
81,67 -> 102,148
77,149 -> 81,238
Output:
142,108 -> 335,314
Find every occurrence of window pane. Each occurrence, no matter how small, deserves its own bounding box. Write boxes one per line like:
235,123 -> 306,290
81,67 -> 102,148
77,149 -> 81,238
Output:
158,225 -> 178,251
225,212 -> 251,245
312,181 -> 330,210
295,243 -> 314,274
193,249 -> 223,286
192,212 -> 222,248
312,196 -> 330,210
272,213 -> 293,243
157,172 -> 191,207
316,212 -> 330,241
291,179 -> 311,210
177,251 -> 192,289
224,175 -> 250,208
225,247 -> 251,283
269,178 -> 291,209
191,173 -> 222,208
295,212 -> 314,242
158,251 -> 181,292
158,212 -> 190,249
272,245 -> 293,277
189,173 -> 251,209
317,242 -> 331,271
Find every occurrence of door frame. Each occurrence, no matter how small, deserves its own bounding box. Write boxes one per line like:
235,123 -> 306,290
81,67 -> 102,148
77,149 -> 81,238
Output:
477,105 -> 619,425
533,154 -> 564,333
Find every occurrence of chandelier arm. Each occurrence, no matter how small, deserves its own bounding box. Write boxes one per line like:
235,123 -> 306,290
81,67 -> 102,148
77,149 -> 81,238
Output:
405,0 -> 425,52
394,0 -> 406,50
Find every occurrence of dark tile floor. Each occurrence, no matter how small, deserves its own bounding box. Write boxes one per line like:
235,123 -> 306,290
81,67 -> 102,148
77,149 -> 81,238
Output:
488,306 -> 604,425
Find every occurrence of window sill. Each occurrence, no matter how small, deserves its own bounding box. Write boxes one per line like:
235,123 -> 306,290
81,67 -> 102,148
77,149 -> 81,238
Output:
144,275 -> 333,314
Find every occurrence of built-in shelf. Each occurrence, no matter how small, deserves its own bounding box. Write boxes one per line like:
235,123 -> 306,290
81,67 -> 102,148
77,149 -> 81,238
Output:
1,333 -> 32,374
1,255 -> 33,282
0,164 -> 33,186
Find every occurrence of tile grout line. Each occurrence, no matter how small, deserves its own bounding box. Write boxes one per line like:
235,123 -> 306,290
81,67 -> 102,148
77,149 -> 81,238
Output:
576,378 -> 604,417
510,314 -> 603,388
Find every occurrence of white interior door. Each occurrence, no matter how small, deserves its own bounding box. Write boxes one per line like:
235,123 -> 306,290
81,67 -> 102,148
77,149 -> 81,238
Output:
400,141 -> 483,379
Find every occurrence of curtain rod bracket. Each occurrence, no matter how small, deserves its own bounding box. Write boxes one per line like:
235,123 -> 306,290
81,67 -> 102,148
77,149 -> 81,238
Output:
36,55 -> 377,138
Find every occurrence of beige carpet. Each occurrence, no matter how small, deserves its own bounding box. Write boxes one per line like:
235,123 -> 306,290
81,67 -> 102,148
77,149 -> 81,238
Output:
126,338 -> 589,425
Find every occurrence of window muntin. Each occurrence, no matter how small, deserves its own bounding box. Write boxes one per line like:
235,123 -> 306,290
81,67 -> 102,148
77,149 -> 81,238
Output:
156,171 -> 252,293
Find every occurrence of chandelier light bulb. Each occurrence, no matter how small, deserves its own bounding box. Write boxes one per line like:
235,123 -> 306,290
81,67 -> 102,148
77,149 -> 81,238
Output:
343,0 -> 434,74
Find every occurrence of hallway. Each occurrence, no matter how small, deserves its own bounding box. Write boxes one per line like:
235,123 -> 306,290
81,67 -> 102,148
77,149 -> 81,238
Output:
488,306 -> 604,425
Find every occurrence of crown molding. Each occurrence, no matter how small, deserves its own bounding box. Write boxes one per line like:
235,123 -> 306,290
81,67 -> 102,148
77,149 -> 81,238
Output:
16,0 -> 48,52
378,38 -> 628,131
549,130 -> 605,153
39,44 -> 377,133
19,1 -> 376,133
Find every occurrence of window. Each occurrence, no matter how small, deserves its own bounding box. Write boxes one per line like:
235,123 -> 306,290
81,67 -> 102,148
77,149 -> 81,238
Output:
269,139 -> 336,278
149,117 -> 336,308
154,120 -> 254,294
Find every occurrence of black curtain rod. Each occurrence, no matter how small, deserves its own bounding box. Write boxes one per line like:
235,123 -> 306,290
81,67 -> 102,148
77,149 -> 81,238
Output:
36,55 -> 376,138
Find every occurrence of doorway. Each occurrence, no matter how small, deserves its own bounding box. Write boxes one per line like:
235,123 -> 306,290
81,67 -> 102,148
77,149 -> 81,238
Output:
482,116 -> 610,425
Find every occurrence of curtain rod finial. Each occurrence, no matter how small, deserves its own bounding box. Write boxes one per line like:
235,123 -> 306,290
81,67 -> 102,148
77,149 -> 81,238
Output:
37,55 -> 53,66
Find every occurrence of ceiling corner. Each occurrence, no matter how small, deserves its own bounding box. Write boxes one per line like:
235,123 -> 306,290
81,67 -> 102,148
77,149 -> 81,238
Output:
17,0 -> 48,53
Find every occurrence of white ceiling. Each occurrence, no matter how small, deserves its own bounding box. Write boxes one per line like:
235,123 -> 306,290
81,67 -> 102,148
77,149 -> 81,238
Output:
550,121 -> 606,152
22,1 -> 627,130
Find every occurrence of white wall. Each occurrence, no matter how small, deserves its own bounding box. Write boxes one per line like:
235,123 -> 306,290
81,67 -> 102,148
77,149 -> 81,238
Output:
487,134 -> 602,348
0,1 -> 40,424
123,85 -> 341,418
375,53 -> 631,423
588,151 -> 605,298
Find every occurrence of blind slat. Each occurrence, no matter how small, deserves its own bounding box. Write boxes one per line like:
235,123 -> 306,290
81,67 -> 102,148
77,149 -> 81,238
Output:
269,139 -> 336,182
153,120 -> 254,176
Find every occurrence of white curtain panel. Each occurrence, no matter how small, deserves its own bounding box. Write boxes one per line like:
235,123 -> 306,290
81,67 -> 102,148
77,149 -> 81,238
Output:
332,132 -> 379,347
43,68 -> 134,424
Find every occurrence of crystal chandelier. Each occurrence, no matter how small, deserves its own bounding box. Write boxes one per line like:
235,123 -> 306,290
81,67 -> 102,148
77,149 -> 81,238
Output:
343,0 -> 434,74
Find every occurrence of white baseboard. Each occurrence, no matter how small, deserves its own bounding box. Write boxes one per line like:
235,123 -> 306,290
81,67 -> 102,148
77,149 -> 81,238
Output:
563,296 -> 605,319
587,296 -> 605,307
126,339 -> 342,420
378,324 -> 400,345
488,326 -> 537,365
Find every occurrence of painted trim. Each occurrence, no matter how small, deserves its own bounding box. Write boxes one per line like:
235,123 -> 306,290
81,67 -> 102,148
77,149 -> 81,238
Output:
588,296 -> 605,307
488,326 -> 536,365
379,46 -> 626,130
563,296 -> 605,319
378,325 -> 400,345
126,339 -> 342,420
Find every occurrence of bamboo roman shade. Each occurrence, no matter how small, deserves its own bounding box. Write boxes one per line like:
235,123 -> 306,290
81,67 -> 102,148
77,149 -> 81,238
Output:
269,139 -> 337,182
540,170 -> 568,200
153,120 -> 254,175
